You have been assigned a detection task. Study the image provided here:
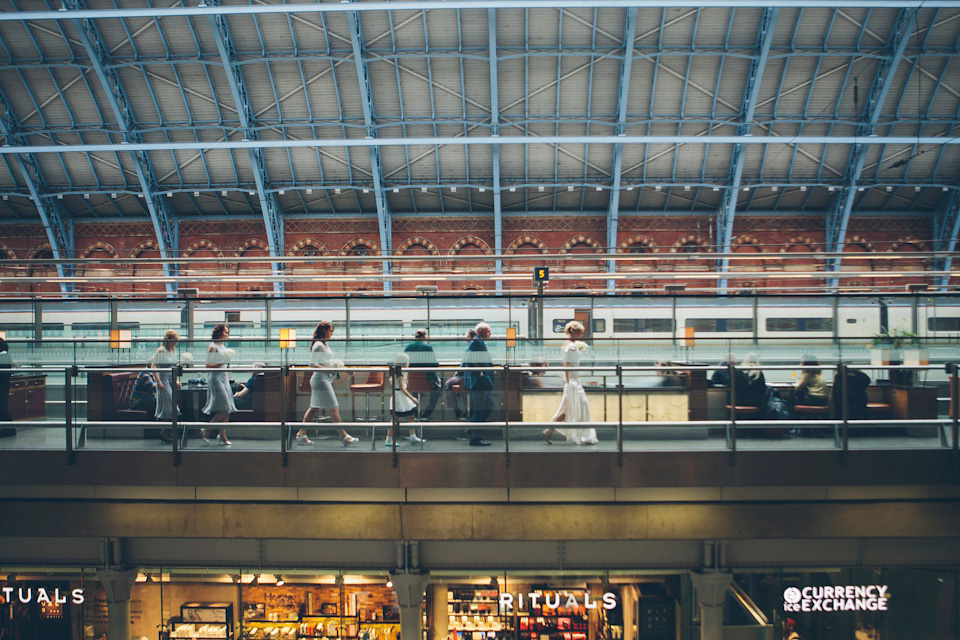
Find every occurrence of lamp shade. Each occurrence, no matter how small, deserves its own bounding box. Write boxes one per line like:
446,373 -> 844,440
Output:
109,329 -> 132,349
278,328 -> 297,349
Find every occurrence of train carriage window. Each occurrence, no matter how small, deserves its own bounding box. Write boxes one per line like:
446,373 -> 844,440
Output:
593,319 -> 606,334
766,317 -> 834,331
612,318 -> 674,333
928,317 -> 960,331
686,318 -> 754,332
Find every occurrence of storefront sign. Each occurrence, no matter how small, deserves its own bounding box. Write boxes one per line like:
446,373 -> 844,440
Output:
783,585 -> 888,613
499,591 -> 617,611
0,587 -> 85,605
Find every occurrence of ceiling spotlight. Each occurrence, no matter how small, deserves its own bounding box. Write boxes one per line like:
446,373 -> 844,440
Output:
626,186 -> 633,191
306,189 -> 313,195
111,192 -> 117,198
712,186 -> 719,192
278,190 -> 285,195
943,187 -> 950,192
654,185 -> 661,191
770,186 -> 777,192
683,185 -> 691,192
799,186 -> 807,192
450,187 -> 457,193
885,186 -> 893,192
57,194 -> 64,199
392,188 -> 399,193
567,185 -> 574,191
363,188 -> 370,193
857,187 -> 865,192
538,186 -> 545,192
742,187 -> 749,191
221,190 -> 228,196
249,191 -> 255,196
386,580 -> 393,588
421,187 -> 428,193
595,186 -> 602,192
509,187 -> 516,192
335,188 -> 341,194
275,575 -> 285,586
166,192 -> 173,197
478,187 -> 485,193
194,191 -> 200,197
914,186 -> 921,192
83,193 -> 90,199
827,186 -> 835,192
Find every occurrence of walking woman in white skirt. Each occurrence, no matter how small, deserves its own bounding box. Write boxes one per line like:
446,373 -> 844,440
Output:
201,323 -> 236,445
543,320 -> 598,445
153,329 -> 180,421
298,321 -> 358,446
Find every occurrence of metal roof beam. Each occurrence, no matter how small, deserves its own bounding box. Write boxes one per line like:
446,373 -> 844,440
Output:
347,5 -> 393,291
717,7 -> 779,292
8,1 -> 954,22
489,8 -> 503,292
64,0 -> 178,295
826,7 -> 917,288
934,190 -> 960,290
8,134 -> 956,155
0,87 -> 73,293
206,0 -> 284,294
606,7 -> 637,292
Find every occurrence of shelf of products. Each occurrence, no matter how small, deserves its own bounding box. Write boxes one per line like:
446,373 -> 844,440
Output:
515,589 -> 588,640
170,602 -> 234,640
447,585 -> 510,640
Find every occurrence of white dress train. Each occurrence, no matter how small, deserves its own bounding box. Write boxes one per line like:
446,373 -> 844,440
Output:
551,342 -> 598,445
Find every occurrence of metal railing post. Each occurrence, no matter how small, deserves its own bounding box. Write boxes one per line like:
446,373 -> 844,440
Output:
65,366 -> 75,464
172,364 -> 181,465
728,362 -> 737,464
617,364 -> 623,466
391,364 -> 399,467
951,363 -> 959,460
502,364 -> 510,466
280,365 -> 289,467
839,363 -> 849,461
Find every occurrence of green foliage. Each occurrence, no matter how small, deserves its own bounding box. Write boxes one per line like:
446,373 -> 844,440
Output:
870,327 -> 922,349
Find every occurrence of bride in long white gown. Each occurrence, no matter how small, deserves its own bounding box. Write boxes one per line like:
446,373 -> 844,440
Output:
543,320 -> 598,445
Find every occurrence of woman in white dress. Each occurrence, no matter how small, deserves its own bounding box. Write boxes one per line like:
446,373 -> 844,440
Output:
298,321 -> 358,446
543,320 -> 598,445
152,329 -> 180,423
201,323 -> 236,445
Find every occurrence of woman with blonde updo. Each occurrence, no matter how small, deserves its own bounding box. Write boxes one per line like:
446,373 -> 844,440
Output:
543,320 -> 598,445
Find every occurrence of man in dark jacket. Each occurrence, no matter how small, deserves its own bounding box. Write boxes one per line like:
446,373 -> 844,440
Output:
463,322 -> 493,446
404,330 -> 441,419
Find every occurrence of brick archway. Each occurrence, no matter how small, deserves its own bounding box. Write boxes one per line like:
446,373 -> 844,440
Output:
80,241 -> 119,259
780,236 -> 818,253
340,238 -> 380,256
184,239 -> 224,257
504,236 -> 549,255
670,235 -> 707,253
618,235 -> 657,254
290,238 -> 332,257
396,236 -> 441,256
559,235 -> 603,254
128,240 -> 158,259
448,236 -> 494,256
234,238 -> 270,257
889,236 -> 928,252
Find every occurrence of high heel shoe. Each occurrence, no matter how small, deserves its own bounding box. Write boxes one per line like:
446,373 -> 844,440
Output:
296,433 -> 313,446
217,435 -> 232,446
342,434 -> 359,446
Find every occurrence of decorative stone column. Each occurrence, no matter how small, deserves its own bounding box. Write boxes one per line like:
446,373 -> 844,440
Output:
391,572 -> 431,640
96,567 -> 138,640
689,571 -> 732,640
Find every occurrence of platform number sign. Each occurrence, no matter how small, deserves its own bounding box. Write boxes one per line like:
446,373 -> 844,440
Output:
534,267 -> 549,283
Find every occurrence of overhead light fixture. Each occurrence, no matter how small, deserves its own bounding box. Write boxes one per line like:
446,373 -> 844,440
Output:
626,186 -> 633,191
595,186 -> 602,191
166,192 -> 173,197
567,185 -> 574,191
827,186 -> 835,192
538,186 -> 545,192
885,186 -> 893,192
509,187 -> 516,192
943,187 -> 950,192
363,188 -> 370,193
275,575 -> 285,586
249,191 -> 255,195
683,185 -> 691,192
858,187 -> 865,192
57,194 -> 64,199
478,187 -> 485,192
83,193 -> 90,199
221,190 -> 227,196
712,186 -> 719,192
654,185 -> 661,191
450,187 -> 457,193
335,188 -> 341,194
799,186 -> 807,192
914,186 -> 921,192
111,192 -> 117,198
421,187 -> 428,192
770,186 -> 778,192
742,186 -> 749,191
392,188 -> 400,193
278,190 -> 285,195
386,580 -> 393,588
306,189 -> 313,195
194,191 -> 200,197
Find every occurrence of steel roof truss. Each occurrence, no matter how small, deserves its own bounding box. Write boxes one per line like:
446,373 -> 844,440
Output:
934,190 -> 960,288
489,8 -> 503,289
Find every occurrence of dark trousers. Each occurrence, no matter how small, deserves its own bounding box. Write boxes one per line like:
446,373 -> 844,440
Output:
467,389 -> 493,442
417,390 -> 441,420
0,373 -> 11,422
444,376 -> 466,417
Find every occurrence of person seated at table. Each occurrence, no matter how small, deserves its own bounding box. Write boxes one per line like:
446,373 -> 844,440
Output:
523,357 -> 550,389
130,363 -> 158,417
232,362 -> 266,410
794,355 -> 828,407
739,353 -> 768,408
710,353 -> 738,387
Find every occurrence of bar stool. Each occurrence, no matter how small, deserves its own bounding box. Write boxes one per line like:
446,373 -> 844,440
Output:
406,371 -> 433,419
794,404 -> 830,437
866,402 -> 891,419
350,370 -> 385,422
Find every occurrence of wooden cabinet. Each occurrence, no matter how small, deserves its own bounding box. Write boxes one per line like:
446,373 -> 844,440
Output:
8,374 -> 45,421
887,386 -> 937,420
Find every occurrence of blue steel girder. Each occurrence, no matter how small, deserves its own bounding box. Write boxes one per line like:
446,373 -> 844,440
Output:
717,6 -> 779,292
64,0 -> 178,292
606,6 -> 638,292
206,1 -> 285,293
826,7 -> 918,284
934,190 -> 960,289
346,4 -> 393,290
489,7 -> 503,291
0,86 -> 74,291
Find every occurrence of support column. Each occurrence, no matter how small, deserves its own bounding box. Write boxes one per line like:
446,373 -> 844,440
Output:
427,583 -> 447,640
96,567 -> 137,640
390,572 -> 431,640
620,585 -> 637,640
689,571 -> 731,640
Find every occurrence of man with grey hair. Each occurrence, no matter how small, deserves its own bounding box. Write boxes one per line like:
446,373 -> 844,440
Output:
463,322 -> 493,446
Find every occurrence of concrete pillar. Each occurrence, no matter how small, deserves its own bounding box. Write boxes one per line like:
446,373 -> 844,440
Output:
689,571 -> 732,640
96,567 -> 137,640
391,572 -> 431,640
620,585 -> 637,640
428,583 -> 448,640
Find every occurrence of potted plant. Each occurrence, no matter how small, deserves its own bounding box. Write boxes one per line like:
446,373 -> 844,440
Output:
870,328 -> 924,385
